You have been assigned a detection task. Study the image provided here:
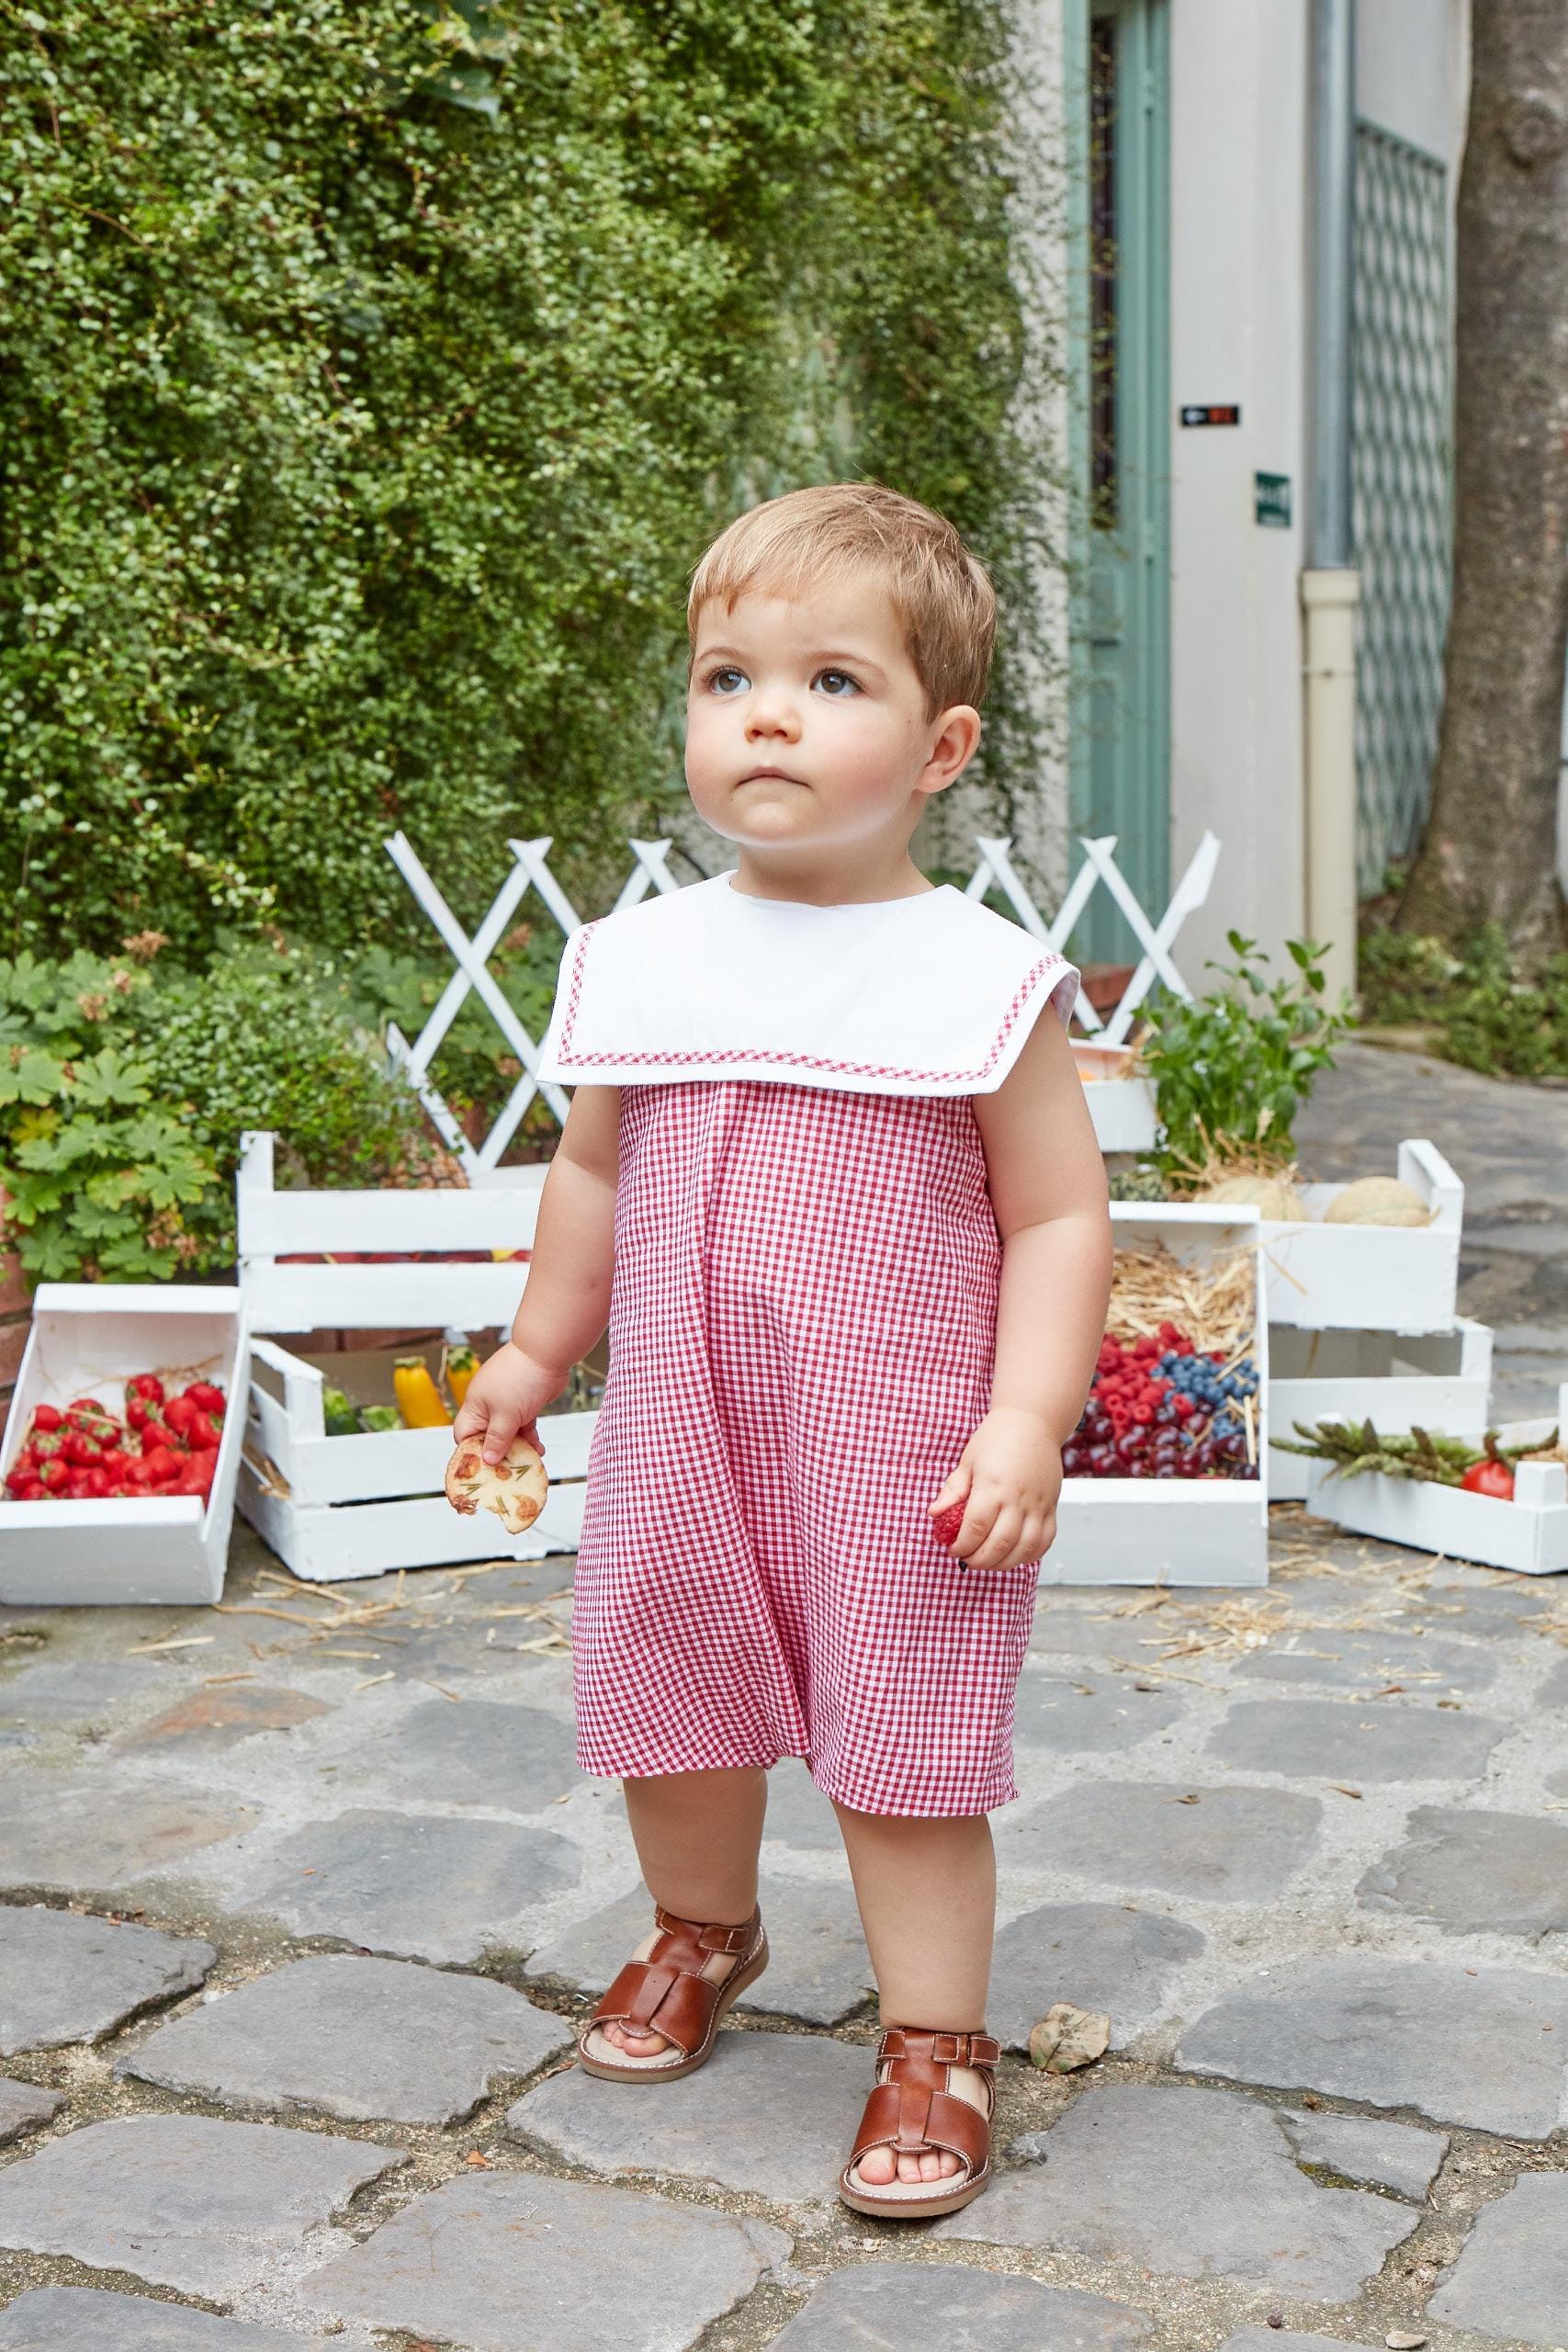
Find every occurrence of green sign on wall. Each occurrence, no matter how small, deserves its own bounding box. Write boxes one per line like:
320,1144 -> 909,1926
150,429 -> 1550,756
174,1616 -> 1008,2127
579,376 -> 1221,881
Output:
1255,471 -> 1292,528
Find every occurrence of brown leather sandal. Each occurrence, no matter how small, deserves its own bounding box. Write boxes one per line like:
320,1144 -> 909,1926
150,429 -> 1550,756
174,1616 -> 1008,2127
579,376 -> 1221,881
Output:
838,2027 -> 999,2218
575,1904 -> 768,2083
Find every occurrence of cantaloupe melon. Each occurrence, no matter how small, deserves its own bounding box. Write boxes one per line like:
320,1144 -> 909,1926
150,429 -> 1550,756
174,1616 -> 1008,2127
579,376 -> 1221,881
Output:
1199,1173 -> 1308,1222
1323,1176 -> 1431,1227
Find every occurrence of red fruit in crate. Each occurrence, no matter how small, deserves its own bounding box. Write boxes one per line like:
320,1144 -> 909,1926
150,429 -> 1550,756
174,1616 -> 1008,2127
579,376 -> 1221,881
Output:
184,1381 -> 226,1418
1460,1458 -> 1515,1500
17,1479 -> 46,1502
126,1399 -> 151,1432
128,1374 -> 166,1406
86,1467 -> 112,1498
164,1395 -> 198,1438
932,1499 -> 966,1548
185,1411 -> 219,1453
139,1446 -> 178,1484
61,1431 -> 104,1467
31,1404 -> 63,1433
5,1465 -> 32,1497
139,1422 -> 178,1456
38,1458 -> 68,1492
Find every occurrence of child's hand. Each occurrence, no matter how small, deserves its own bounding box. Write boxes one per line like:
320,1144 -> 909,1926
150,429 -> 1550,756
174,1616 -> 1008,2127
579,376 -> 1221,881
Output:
452,1340 -> 562,1467
930,1407 -> 1063,1571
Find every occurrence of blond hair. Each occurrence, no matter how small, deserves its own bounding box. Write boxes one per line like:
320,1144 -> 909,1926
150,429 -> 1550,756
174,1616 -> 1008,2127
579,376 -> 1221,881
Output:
688,481 -> 997,713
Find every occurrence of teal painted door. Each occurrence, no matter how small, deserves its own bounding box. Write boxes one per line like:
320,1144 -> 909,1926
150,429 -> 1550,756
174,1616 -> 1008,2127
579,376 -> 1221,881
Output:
1070,0 -> 1170,956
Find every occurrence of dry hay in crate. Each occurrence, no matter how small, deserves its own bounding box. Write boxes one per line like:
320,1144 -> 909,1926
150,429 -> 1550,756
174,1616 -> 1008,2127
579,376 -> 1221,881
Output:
1109,1238 -> 1255,1359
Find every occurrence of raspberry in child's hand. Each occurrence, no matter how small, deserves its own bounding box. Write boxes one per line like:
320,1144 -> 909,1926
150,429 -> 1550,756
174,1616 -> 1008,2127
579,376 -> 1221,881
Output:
932,1499 -> 966,1548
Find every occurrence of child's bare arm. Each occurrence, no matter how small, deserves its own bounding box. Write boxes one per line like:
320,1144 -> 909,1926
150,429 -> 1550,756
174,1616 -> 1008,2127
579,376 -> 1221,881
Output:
453,1084 -> 620,1465
933,1012 -> 1112,1570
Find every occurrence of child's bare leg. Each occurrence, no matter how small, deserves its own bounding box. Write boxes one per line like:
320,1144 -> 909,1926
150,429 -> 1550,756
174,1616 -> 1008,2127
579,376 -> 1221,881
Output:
601,1766 -> 769,2058
835,1805 -> 996,2186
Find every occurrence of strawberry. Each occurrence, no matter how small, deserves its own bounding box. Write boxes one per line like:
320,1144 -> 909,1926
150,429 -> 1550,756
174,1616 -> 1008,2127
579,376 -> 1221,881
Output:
185,1411 -> 219,1453
61,1431 -> 105,1467
183,1381 -> 226,1418
933,1499 -> 966,1548
31,1404 -> 63,1433
126,1398 -> 152,1432
139,1446 -> 179,1485
127,1374 -> 165,1407
38,1458 -> 68,1493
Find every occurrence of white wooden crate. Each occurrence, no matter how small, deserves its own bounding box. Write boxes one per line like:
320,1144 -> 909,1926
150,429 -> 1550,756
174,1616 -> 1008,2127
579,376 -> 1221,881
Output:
1044,1204 -> 1269,1589
1304,1385 -> 1568,1575
1269,1318 -> 1494,1502
0,1285 -> 248,1606
1074,1043 -> 1157,1154
1260,1140 -> 1462,1332
234,1131 -> 595,1581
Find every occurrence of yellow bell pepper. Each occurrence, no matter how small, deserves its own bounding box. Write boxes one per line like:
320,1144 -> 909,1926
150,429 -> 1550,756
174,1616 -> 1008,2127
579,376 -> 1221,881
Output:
393,1356 -> 452,1429
443,1342 -> 479,1412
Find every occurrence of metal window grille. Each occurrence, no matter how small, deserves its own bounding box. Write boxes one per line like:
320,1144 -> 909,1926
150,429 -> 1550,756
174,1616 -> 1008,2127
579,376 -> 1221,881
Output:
1351,120 -> 1453,895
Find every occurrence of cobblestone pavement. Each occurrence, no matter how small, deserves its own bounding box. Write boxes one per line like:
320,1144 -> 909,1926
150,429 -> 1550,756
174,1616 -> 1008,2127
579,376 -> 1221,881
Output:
0,1513 -> 1565,2352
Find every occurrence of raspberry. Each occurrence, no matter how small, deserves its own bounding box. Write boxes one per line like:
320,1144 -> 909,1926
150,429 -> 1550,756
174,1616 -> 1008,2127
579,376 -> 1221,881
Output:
933,1499 -> 966,1547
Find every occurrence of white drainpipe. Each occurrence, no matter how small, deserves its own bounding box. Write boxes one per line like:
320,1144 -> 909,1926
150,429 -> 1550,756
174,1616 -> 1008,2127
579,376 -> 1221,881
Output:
1302,0 -> 1360,1002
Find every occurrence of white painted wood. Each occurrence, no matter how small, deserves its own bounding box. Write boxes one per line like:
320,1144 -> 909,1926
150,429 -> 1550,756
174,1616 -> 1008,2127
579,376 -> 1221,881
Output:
0,1287 -> 249,1605
1304,1390 -> 1568,1574
237,1462 -> 588,1581
1268,1317 -> 1494,1501
1043,1202 -> 1269,1588
1259,1140 -> 1464,1331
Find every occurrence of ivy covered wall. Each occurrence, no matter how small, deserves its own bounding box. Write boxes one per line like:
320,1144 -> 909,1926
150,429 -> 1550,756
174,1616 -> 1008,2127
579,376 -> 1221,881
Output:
0,0 -> 1046,956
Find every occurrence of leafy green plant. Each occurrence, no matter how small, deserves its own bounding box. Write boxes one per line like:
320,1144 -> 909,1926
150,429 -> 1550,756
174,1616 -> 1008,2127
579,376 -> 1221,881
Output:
0,0 -> 1046,960
1139,934 -> 1351,1169
0,952 -> 218,1280
0,938 -> 448,1282
1359,922 -> 1568,1080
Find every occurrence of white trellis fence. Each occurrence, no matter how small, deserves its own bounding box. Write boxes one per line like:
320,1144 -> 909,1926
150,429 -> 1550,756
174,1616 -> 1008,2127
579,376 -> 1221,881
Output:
383,828 -> 1220,1187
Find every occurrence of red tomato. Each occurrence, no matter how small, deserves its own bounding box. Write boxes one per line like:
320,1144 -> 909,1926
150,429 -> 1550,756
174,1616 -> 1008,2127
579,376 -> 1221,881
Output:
1460,1458 -> 1515,1500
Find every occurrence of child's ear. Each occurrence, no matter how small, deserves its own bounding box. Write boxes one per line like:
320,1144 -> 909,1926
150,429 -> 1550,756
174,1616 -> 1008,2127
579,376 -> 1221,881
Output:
919,704 -> 983,795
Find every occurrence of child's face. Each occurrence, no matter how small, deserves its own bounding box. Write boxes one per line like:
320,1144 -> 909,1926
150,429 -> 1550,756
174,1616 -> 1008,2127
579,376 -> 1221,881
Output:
684,576 -> 977,868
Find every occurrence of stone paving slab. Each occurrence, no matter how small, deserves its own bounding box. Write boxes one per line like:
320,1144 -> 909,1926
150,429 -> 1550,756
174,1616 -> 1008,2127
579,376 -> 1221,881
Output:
524,1880 -> 874,2026
988,1901 -> 1204,2052
1178,1956 -> 1568,2136
766,2259 -> 1154,2347
1231,1629 -> 1499,1695
235,1807 -> 580,1963
303,2170 -> 789,2352
1205,1697 -> 1505,1782
762,1760 -> 841,1849
1013,1671 -> 1184,1753
0,1662 -> 170,1728
346,1697 -> 583,1809
0,2077 -> 61,2144
0,2113 -> 402,2299
999,1781 -> 1322,1902
0,2287 -> 333,2348
1272,2108 -> 1446,2200
0,1777 -> 255,1895
1216,2335 -> 1371,2351
1358,1805 -> 1568,1934
936,2083 -> 1418,2297
0,1905 -> 215,2055
1427,2171 -> 1568,2345
509,2026 -> 865,2202
121,1686 -> 333,1750
1537,1655 -> 1568,1710
118,1953 -> 571,2124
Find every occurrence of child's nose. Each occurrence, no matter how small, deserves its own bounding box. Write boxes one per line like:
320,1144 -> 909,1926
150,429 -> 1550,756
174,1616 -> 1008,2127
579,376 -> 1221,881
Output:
746,695 -> 800,740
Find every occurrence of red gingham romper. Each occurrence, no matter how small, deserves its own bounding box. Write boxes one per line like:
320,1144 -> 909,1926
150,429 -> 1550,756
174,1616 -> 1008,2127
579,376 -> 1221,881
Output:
572,1079 -> 1041,1815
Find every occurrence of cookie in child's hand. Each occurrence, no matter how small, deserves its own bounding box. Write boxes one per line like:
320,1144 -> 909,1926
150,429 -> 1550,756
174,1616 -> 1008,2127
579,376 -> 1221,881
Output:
445,1434 -> 547,1536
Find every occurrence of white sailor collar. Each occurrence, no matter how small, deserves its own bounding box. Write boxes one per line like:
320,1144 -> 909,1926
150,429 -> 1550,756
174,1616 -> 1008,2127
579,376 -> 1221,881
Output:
535,875 -> 1078,1098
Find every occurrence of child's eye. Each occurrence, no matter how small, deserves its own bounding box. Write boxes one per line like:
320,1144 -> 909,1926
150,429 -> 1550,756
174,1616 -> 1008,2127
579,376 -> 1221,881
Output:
814,668 -> 862,697
703,664 -> 749,695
